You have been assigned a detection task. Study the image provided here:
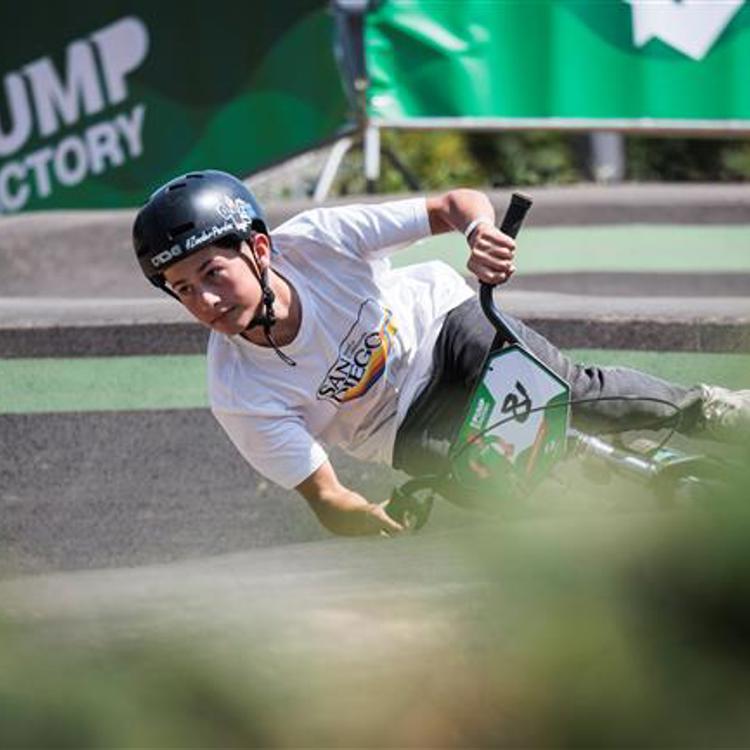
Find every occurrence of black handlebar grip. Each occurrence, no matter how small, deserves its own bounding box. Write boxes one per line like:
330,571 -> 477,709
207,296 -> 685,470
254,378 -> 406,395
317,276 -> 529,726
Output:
499,192 -> 533,238
479,191 -> 533,340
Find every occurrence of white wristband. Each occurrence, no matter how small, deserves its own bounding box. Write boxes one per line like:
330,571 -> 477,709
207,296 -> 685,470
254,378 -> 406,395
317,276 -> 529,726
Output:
463,215 -> 494,241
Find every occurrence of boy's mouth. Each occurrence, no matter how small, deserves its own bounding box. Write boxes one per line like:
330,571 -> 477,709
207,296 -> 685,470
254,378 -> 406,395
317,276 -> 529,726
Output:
211,306 -> 237,325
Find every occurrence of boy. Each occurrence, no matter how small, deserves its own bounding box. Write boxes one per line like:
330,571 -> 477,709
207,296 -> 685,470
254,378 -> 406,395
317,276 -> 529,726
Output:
133,170 -> 749,536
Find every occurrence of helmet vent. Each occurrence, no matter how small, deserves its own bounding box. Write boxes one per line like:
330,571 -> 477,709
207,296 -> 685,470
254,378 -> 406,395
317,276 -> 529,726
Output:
186,173 -> 204,179
167,182 -> 187,192
167,222 -> 194,240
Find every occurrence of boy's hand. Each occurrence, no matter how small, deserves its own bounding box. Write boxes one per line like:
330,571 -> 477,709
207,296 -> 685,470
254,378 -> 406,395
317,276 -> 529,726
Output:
372,499 -> 406,536
382,485 -> 435,534
466,221 -> 516,286
297,460 -> 405,536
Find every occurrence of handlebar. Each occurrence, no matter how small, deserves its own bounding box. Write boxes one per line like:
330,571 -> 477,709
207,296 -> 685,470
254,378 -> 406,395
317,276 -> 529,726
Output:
479,192 -> 533,345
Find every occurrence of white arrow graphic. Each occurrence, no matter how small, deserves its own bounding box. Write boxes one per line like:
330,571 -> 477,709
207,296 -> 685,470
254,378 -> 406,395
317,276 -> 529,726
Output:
624,0 -> 746,60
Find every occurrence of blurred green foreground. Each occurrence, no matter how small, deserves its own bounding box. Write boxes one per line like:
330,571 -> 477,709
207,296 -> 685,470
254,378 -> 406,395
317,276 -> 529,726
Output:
2,460 -> 750,748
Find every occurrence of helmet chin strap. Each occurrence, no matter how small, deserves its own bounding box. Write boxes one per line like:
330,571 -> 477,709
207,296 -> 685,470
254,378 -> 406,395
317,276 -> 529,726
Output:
247,265 -> 276,330
243,248 -> 296,367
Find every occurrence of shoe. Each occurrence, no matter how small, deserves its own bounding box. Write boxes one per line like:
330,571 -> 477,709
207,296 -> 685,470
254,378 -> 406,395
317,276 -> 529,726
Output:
698,384 -> 750,444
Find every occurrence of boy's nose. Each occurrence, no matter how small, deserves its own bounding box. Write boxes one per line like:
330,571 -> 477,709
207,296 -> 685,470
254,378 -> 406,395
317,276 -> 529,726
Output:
198,287 -> 221,308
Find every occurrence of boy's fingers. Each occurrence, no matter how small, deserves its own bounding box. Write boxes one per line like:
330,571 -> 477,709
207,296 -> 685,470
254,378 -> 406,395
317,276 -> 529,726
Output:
471,251 -> 515,272
372,501 -> 405,534
473,225 -> 516,250
467,255 -> 515,284
474,243 -> 515,261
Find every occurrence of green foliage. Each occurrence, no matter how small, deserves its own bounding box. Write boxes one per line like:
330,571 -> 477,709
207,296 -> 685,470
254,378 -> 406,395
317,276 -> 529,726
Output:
333,130 -> 750,193
627,136 -> 750,181
0,632 -> 278,748
722,141 -> 750,178
333,130 -> 486,195
465,131 -> 584,187
380,130 -> 584,191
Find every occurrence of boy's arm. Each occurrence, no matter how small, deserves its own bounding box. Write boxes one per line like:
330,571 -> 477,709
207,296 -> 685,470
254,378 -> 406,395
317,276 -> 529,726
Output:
296,460 -> 404,536
426,189 -> 517,286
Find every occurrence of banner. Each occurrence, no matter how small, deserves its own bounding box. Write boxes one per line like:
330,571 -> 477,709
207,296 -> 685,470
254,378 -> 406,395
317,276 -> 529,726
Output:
364,0 -> 750,129
0,1 -> 351,212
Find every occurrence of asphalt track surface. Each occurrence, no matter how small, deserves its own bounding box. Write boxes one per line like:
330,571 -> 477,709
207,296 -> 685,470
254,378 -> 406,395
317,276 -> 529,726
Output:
0,506 -> 672,644
1,185 -> 749,705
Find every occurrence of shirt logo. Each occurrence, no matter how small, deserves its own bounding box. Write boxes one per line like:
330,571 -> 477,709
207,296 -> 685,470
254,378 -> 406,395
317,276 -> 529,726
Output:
317,299 -> 397,404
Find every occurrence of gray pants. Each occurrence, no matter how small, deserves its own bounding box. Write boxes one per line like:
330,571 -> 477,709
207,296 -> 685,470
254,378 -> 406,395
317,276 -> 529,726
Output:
393,297 -> 701,478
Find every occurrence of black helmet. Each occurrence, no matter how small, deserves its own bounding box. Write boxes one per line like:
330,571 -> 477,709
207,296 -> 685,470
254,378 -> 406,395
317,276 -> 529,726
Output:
133,170 -> 267,290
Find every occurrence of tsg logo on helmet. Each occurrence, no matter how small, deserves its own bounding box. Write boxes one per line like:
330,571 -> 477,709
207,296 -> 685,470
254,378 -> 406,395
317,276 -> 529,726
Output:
150,244 -> 183,269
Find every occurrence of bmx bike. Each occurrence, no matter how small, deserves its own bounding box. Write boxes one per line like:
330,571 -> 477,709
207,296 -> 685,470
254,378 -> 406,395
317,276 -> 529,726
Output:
387,194 -> 738,531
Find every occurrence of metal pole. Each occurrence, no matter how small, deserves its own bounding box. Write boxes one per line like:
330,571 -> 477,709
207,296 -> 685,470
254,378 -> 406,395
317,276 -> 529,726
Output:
312,136 -> 356,203
364,123 -> 380,193
590,131 -> 625,183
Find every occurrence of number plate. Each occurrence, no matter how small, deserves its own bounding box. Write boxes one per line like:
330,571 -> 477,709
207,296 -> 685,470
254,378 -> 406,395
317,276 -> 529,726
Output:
452,345 -> 570,498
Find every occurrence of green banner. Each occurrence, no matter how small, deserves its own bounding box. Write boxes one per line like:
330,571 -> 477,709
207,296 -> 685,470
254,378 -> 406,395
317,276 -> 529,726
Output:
365,0 -> 750,127
0,1 -> 351,213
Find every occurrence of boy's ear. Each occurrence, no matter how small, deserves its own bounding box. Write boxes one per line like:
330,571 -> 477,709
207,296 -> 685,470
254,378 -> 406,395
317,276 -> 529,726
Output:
246,232 -> 271,269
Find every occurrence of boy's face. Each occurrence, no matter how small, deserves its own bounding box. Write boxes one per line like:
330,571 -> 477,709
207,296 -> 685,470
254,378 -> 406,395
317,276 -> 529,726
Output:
163,236 -> 269,335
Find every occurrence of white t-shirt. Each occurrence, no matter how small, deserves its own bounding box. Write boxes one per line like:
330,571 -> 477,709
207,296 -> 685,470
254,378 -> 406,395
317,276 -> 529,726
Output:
208,198 -> 473,489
